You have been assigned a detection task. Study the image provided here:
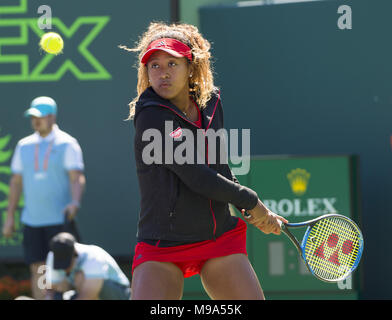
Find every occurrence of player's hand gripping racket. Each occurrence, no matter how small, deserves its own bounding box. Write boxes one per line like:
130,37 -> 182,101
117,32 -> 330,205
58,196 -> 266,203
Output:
245,212 -> 364,282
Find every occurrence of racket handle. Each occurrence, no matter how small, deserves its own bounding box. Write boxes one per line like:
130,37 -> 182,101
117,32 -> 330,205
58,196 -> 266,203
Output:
243,211 -> 252,219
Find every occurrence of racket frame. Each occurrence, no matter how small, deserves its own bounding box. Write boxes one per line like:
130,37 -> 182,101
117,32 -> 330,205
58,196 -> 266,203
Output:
281,213 -> 364,283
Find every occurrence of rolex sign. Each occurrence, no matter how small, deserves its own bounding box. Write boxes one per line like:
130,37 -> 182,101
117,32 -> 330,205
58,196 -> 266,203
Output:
239,155 -> 360,296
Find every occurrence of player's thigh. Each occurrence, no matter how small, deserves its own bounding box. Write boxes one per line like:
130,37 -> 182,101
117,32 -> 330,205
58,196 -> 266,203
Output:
30,261 -> 45,275
131,261 -> 184,300
200,253 -> 265,300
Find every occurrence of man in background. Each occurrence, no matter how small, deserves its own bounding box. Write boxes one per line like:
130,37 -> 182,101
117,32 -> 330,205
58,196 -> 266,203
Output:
44,233 -> 131,300
2,96 -> 86,299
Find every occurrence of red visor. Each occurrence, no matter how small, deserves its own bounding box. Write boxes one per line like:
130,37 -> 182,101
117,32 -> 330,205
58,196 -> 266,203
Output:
141,38 -> 192,65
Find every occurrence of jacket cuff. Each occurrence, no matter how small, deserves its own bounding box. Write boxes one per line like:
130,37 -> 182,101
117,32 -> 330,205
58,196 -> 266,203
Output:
237,186 -> 259,210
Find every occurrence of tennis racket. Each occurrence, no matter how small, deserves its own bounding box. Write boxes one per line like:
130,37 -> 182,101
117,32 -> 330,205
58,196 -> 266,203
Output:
282,214 -> 364,282
247,212 -> 364,282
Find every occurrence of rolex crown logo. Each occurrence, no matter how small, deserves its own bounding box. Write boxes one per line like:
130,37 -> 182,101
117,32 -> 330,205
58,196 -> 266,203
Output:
287,168 -> 310,196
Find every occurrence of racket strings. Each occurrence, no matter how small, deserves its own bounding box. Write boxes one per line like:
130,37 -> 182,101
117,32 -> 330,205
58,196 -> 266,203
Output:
314,219 -> 361,260
304,217 -> 362,281
306,219 -> 360,278
307,219 -> 360,276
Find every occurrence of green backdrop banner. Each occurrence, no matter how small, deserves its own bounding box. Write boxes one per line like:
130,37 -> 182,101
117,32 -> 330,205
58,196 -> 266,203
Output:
245,155 -> 360,296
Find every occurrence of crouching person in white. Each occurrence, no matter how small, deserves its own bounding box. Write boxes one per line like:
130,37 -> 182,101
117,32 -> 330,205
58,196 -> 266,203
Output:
44,233 -> 131,300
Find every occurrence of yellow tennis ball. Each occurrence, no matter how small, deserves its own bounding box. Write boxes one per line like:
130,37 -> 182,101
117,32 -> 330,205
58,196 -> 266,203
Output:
39,32 -> 64,55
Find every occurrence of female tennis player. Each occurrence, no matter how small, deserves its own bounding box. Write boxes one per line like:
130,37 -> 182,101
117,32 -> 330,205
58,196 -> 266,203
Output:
122,22 -> 288,300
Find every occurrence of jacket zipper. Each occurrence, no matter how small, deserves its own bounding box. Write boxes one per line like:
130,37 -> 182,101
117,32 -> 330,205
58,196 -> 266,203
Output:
157,95 -> 220,241
206,137 -> 217,241
204,93 -> 220,241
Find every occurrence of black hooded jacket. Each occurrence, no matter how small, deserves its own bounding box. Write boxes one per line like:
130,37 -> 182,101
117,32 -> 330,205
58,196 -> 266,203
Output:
133,87 -> 258,243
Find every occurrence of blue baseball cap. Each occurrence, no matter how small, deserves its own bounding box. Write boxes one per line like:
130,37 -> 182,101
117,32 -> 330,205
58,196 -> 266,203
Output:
24,96 -> 57,118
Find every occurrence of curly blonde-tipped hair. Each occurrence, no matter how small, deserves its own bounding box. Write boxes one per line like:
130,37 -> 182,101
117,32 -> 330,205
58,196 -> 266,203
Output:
120,22 -> 216,120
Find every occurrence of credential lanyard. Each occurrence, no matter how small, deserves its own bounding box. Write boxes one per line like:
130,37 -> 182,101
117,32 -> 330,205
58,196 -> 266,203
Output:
34,140 -> 53,172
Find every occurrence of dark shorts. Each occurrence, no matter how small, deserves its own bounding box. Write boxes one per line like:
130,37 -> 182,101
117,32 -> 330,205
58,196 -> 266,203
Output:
22,221 -> 81,265
23,224 -> 64,265
132,218 -> 248,278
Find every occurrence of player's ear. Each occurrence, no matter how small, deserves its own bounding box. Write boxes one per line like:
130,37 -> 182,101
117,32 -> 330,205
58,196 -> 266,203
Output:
188,63 -> 194,78
49,114 -> 56,123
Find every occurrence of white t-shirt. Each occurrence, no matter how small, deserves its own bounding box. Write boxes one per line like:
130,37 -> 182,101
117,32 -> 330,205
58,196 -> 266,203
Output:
45,243 -> 130,288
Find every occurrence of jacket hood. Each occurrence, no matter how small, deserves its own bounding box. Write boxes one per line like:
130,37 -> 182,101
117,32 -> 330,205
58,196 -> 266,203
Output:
134,87 -> 184,122
134,87 -> 221,130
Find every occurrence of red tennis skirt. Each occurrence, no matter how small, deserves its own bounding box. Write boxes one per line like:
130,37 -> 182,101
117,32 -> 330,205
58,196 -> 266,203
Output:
131,218 -> 247,278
